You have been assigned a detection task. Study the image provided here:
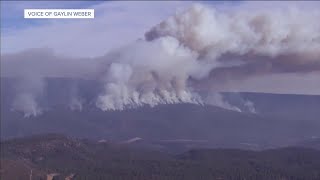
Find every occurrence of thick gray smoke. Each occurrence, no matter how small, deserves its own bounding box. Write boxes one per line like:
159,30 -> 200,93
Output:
1,3 -> 319,115
145,4 -> 320,79
95,37 -> 204,110
96,4 -> 320,110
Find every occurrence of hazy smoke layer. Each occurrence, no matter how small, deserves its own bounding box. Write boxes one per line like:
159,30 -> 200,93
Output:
1,3 -> 320,115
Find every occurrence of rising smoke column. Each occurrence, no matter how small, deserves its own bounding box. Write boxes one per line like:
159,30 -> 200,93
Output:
11,76 -> 45,117
96,37 -> 203,110
96,3 -> 320,111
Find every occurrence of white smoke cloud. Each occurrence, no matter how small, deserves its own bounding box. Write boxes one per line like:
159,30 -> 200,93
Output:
96,37 -> 203,110
2,2 -> 320,115
10,76 -> 45,117
204,93 -> 241,112
146,4 -> 320,59
244,100 -> 256,114
11,93 -> 42,117
69,96 -> 83,111
96,3 -> 319,111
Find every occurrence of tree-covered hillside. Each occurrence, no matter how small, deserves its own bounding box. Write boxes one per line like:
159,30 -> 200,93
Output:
1,134 -> 320,180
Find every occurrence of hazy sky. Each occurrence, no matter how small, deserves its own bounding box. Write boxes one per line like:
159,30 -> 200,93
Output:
1,1 -> 199,57
1,1 -> 319,95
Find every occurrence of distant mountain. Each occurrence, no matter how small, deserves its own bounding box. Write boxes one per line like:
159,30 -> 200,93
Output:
231,92 -> 320,121
1,77 -> 320,150
2,102 -> 320,149
1,134 -> 320,180
294,138 -> 320,150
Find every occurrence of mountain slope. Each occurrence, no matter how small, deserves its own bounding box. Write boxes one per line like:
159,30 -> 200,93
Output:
1,77 -> 320,149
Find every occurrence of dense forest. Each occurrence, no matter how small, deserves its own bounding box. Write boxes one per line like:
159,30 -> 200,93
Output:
1,134 -> 320,180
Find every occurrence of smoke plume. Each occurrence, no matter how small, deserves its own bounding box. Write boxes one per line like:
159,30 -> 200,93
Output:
10,76 -> 45,117
96,3 -> 320,110
1,3 -> 319,115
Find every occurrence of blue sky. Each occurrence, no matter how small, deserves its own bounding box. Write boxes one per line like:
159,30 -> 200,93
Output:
1,1 -> 103,33
2,0 -> 319,56
0,1 -> 240,34
1,1 -> 232,56
1,0 -> 317,57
